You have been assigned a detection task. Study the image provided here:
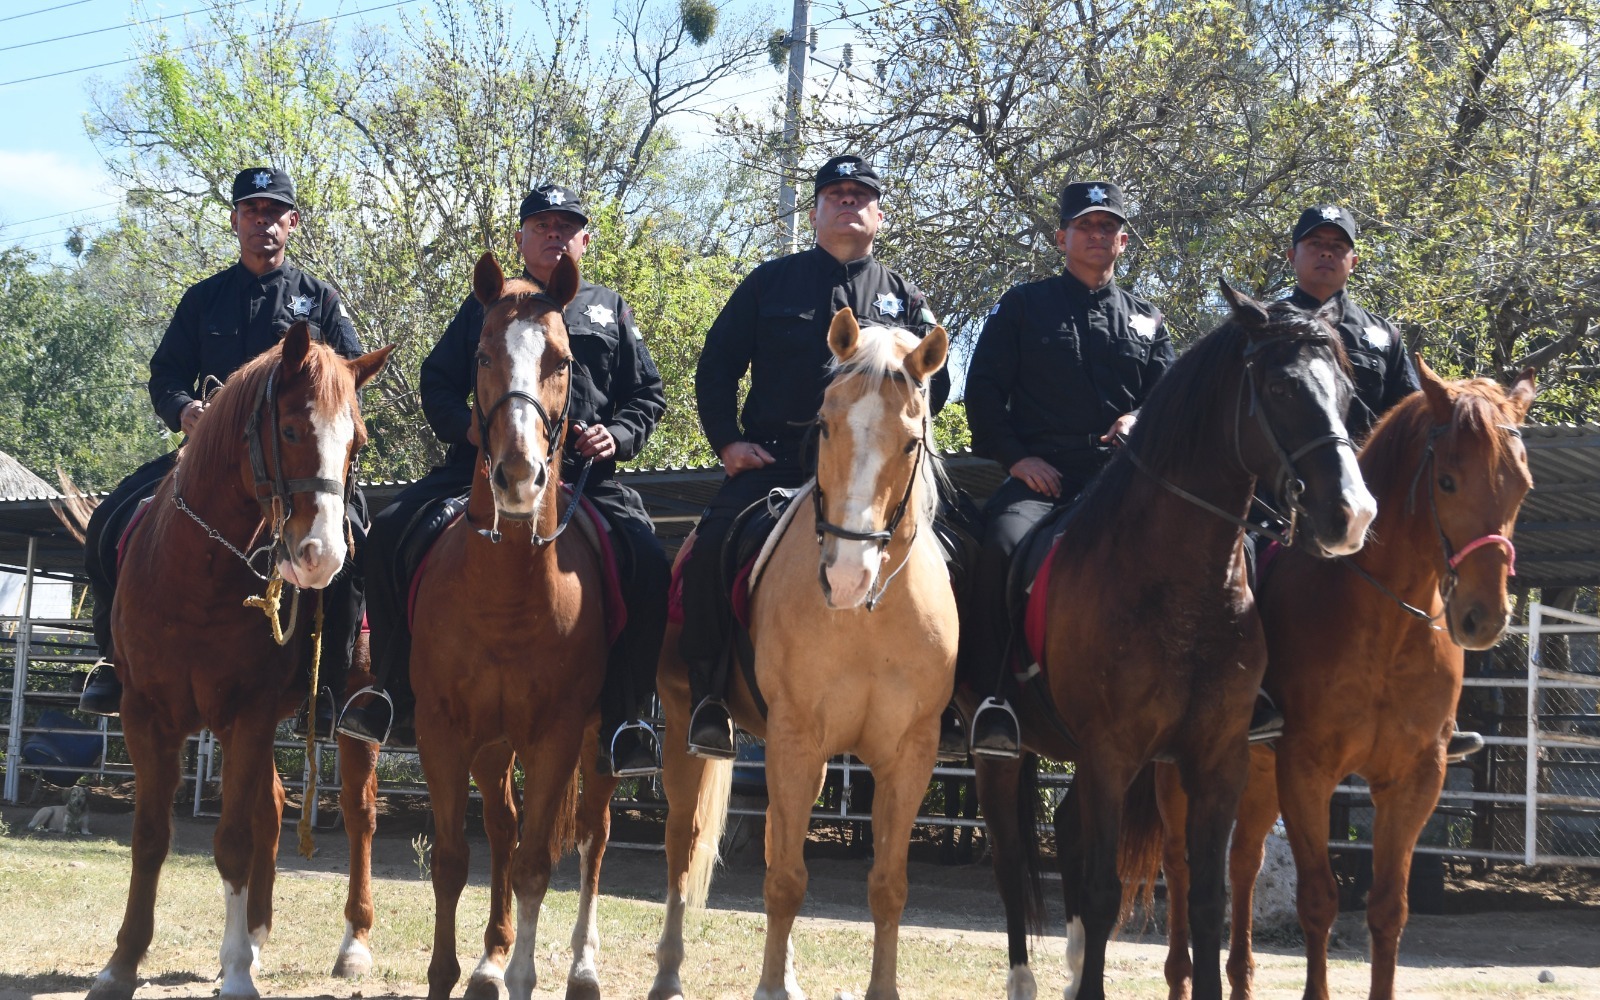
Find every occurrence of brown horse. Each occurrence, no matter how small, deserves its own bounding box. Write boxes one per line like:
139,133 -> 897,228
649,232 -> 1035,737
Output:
1158,360 -> 1537,1000
407,251 -> 618,1000
975,285 -> 1377,1000
87,323 -> 390,1000
650,309 -> 955,1000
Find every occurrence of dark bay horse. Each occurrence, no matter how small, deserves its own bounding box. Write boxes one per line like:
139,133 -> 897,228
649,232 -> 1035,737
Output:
408,252 -> 618,1000
975,284 -> 1377,1000
88,323 -> 390,1000
650,309 -> 956,1000
1158,360 -> 1537,1000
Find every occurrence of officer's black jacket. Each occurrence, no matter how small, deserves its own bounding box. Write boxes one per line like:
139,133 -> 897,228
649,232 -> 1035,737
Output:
1287,287 -> 1421,439
149,261 -> 362,431
420,279 -> 665,485
695,245 -> 951,464
965,270 -> 1175,480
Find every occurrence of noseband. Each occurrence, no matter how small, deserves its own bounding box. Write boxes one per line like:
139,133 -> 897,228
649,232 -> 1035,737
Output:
1409,422 -> 1519,604
811,368 -> 929,610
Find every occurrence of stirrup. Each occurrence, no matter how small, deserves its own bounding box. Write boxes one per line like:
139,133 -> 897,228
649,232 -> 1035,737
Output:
936,706 -> 968,763
335,686 -> 394,746
1446,729 -> 1486,763
607,721 -> 663,778
78,658 -> 123,717
970,696 -> 1022,759
1247,687 -> 1284,745
686,698 -> 737,761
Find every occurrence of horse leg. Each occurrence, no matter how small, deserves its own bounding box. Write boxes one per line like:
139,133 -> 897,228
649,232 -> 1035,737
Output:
1225,747 -> 1280,1000
333,731 -> 380,977
244,764 -> 287,968
422,737 -> 473,1000
465,743 -> 519,1000
1054,779 -> 1088,1000
974,754 -> 1038,1000
568,732 -> 621,1000
1181,753 -> 1251,1000
861,737 -> 939,1000
504,731 -> 586,1000
1365,760 -> 1446,1000
1073,762 -> 1141,1000
1278,761 -> 1342,1000
214,716 -> 281,999
756,735 -> 829,1000
1154,763 -> 1192,1000
88,715 -> 186,1000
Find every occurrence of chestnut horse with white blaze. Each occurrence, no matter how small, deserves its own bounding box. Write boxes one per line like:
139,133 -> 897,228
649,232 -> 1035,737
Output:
650,309 -> 956,1000
1157,360 -> 1536,1000
87,323 -> 391,1000
407,251 -> 619,1000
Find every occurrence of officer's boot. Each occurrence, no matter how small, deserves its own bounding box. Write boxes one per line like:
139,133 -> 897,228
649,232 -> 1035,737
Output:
79,659 -> 123,717
936,703 -> 968,762
337,632 -> 403,746
685,648 -> 735,761
680,542 -> 736,761
597,643 -> 660,778
294,579 -> 359,739
1248,688 -> 1285,744
1446,729 -> 1486,762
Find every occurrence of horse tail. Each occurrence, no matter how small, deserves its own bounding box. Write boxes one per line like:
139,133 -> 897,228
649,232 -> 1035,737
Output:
1117,763 -> 1164,930
548,762 -> 582,866
684,757 -> 733,909
1017,753 -> 1047,935
51,467 -> 97,543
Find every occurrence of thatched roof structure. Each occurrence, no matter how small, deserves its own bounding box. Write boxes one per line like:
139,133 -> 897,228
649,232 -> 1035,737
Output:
0,449 -> 57,500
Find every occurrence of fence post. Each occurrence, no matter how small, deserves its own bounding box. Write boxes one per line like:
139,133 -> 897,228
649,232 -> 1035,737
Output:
1524,601 -> 1541,865
3,537 -> 38,803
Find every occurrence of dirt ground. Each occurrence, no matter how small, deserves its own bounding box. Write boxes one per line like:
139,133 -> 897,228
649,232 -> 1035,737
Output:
3,785 -> 1598,999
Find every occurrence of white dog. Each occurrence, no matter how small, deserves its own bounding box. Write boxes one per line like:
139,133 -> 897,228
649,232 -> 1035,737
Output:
27,784 -> 90,834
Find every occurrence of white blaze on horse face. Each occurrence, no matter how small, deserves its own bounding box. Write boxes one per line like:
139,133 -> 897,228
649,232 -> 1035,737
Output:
494,317 -> 553,518
1309,356 -> 1376,553
218,883 -> 262,998
281,402 -> 354,589
821,390 -> 890,608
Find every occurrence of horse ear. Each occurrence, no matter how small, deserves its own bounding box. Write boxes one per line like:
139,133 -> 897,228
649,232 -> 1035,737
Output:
905,325 -> 949,384
545,253 -> 580,307
473,251 -> 505,307
1508,365 -> 1538,420
282,320 -> 311,373
1416,352 -> 1454,424
1314,293 -> 1345,328
1219,278 -> 1270,329
828,307 -> 861,361
349,344 -> 394,391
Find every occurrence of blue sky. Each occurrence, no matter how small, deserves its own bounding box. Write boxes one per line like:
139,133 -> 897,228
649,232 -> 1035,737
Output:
0,0 -> 871,263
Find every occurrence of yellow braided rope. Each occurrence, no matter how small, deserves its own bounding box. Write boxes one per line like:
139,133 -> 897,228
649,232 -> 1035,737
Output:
296,592 -> 324,859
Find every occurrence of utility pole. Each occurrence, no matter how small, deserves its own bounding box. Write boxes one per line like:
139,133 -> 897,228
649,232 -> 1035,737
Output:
777,0 -> 810,254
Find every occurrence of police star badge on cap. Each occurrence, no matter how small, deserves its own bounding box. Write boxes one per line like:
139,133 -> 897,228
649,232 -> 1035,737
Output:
1059,180 -> 1128,224
1292,204 -> 1359,245
814,155 -> 883,197
231,166 -> 297,208
519,183 -> 589,224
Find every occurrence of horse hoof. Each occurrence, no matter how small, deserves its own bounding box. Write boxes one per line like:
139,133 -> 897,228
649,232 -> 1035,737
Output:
646,981 -> 685,1000
565,975 -> 603,1000
464,974 -> 510,1000
85,970 -> 136,1000
331,948 -> 374,978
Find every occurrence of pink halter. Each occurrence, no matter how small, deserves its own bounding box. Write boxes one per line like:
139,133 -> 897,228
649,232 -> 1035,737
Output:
1448,534 -> 1517,576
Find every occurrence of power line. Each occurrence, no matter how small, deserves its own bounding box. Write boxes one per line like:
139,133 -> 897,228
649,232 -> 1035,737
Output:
1,201 -> 120,229
0,0 -> 97,25
2,0 -> 263,54
0,0 -> 414,88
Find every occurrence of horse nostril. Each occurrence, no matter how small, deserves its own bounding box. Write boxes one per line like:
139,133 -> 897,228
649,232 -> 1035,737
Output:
492,464 -> 509,490
532,462 -> 548,489
1461,608 -> 1480,637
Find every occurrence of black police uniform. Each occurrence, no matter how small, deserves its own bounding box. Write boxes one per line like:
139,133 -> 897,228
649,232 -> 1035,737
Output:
1286,287 -> 1419,438
358,269 -> 668,750
681,156 -> 950,736
81,166 -> 366,718
961,183 -> 1174,738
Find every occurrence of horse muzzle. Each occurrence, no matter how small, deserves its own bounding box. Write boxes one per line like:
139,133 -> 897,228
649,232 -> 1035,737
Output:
488,454 -> 549,519
1448,597 -> 1512,650
1295,447 -> 1376,557
819,539 -> 881,610
279,532 -> 346,590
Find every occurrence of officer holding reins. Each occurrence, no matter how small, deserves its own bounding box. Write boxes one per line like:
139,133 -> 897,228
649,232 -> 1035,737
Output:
79,166 -> 367,732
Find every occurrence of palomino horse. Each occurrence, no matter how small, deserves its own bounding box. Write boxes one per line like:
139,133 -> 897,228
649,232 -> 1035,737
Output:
1158,360 -> 1536,1000
650,309 -> 955,1000
975,284 -> 1378,1000
408,251 -> 618,1000
87,324 -> 390,1000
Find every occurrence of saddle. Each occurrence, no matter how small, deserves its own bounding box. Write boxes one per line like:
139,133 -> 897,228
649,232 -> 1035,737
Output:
101,487 -> 159,579
1004,498 -> 1089,752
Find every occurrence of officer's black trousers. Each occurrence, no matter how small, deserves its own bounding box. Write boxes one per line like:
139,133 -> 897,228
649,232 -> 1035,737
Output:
677,464 -> 808,707
85,450 -> 365,691
960,476 -> 1085,702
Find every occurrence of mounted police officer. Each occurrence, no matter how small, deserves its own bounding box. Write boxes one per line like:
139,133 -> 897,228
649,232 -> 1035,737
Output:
79,166 -> 367,733
681,154 -> 951,759
336,183 -> 670,778
961,180 -> 1175,758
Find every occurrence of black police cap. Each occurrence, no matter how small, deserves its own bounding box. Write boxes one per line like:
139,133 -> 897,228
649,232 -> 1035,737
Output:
1059,181 -> 1128,225
519,183 -> 588,224
813,155 -> 883,198
1292,205 -> 1359,245
231,167 -> 296,209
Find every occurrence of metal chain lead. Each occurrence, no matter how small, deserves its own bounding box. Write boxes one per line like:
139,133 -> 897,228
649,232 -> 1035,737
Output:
173,492 -> 274,581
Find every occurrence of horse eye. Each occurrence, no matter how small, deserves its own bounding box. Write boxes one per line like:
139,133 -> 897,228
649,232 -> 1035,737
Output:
1439,474 -> 1457,493
905,438 -> 918,454
1268,380 -> 1291,399
818,420 -> 830,439
282,425 -> 298,443
477,353 -> 490,368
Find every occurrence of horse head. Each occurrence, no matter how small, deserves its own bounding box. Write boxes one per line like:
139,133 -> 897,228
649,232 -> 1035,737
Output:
1221,279 -> 1376,556
470,250 -> 578,526
1414,357 -> 1536,648
813,307 -> 948,609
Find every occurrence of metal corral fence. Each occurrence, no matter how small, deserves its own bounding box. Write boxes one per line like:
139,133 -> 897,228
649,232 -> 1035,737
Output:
6,593 -> 1598,868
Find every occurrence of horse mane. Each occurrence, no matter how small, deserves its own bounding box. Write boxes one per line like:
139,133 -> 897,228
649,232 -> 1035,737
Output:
1359,376 -> 1520,498
826,323 -> 947,528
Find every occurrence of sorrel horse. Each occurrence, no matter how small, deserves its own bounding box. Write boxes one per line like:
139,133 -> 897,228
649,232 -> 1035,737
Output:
407,251 -> 618,1000
87,323 -> 390,1000
974,284 -> 1378,1000
1158,360 -> 1537,1000
649,309 -> 955,1000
